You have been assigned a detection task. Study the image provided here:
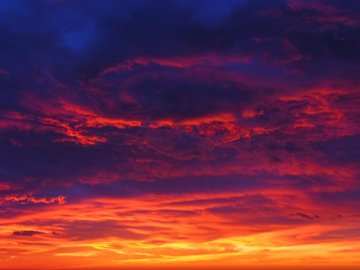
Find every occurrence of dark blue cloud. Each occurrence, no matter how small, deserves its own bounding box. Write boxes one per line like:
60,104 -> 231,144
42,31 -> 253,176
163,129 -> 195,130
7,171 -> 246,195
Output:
0,0 -> 358,224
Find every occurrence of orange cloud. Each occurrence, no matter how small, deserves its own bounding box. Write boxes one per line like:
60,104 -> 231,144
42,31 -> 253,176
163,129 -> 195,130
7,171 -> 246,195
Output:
0,193 -> 359,269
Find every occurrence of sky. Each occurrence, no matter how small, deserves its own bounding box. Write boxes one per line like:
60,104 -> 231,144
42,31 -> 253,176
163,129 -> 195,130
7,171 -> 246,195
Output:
0,0 -> 359,269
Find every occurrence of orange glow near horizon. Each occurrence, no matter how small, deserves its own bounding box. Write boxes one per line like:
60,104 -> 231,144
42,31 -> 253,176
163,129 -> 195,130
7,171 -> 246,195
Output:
1,194 -> 360,270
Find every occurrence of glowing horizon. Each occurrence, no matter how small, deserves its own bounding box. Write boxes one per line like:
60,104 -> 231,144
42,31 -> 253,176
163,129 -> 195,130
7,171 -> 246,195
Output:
0,0 -> 359,269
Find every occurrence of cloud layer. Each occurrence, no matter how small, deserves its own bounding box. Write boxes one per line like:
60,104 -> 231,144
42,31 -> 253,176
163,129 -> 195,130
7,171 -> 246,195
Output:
0,0 -> 359,269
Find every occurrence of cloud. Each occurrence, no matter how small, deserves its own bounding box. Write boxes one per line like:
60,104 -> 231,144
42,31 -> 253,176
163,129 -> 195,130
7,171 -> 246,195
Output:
0,193 -> 66,206
294,212 -> 320,220
0,0 -> 359,268
12,230 -> 44,237
57,220 -> 147,241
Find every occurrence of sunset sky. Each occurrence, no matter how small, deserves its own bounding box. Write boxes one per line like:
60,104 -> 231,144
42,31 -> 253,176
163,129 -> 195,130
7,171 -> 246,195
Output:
0,0 -> 359,269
